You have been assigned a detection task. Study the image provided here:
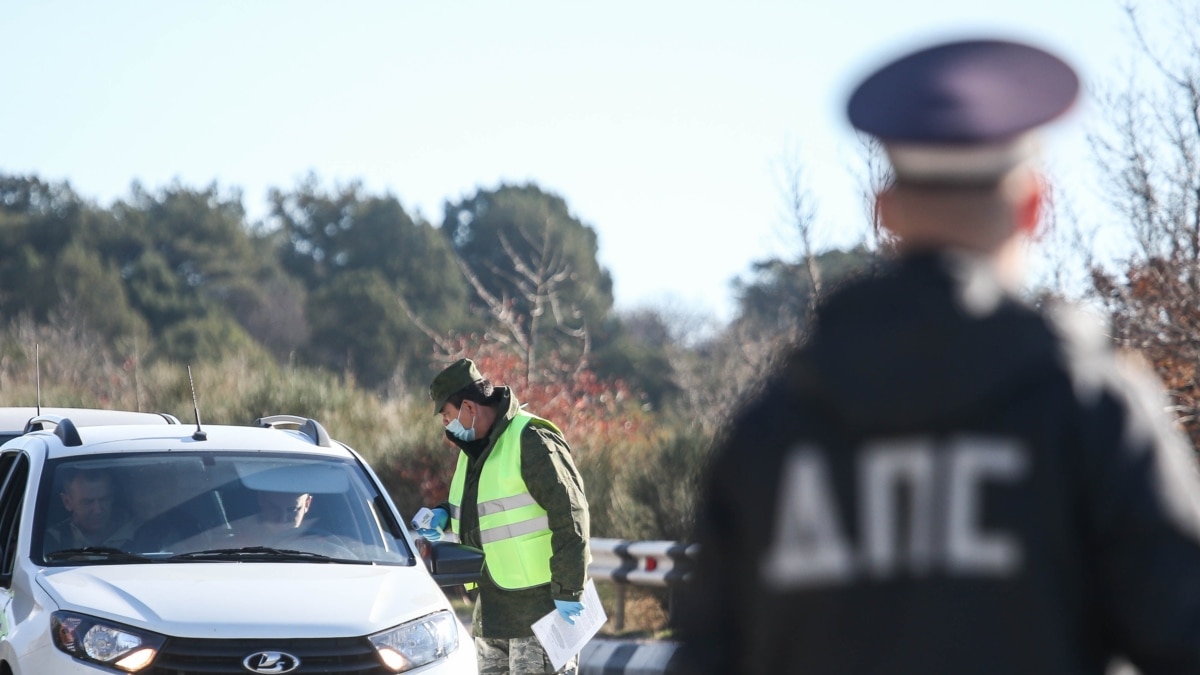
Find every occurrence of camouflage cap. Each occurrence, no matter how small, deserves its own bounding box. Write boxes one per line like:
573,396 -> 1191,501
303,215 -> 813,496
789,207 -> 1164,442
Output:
429,358 -> 484,414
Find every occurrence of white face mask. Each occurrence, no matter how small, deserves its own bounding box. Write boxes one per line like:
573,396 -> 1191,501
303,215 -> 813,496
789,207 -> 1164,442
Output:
445,406 -> 477,442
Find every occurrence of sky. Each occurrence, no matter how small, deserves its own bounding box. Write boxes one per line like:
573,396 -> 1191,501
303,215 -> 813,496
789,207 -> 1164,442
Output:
0,1 -> 1146,322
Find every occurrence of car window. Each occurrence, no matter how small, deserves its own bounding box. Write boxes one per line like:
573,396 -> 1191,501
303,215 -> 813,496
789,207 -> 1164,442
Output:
35,452 -> 415,566
0,452 -> 28,582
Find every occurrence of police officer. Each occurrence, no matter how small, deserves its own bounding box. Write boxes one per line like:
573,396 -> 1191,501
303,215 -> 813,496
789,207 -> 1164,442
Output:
678,39 -> 1200,674
419,358 -> 590,674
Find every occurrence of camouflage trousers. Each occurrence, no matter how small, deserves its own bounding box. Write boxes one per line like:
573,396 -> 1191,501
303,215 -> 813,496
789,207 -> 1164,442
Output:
475,635 -> 578,674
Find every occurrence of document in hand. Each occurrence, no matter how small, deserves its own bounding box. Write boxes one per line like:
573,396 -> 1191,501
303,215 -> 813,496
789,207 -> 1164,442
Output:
531,579 -> 607,672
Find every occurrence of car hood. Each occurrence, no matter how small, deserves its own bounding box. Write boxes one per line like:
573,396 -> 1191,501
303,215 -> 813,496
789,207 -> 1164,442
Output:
36,562 -> 452,638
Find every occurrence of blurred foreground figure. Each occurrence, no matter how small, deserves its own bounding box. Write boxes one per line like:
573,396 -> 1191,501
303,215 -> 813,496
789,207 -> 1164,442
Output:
679,38 -> 1200,675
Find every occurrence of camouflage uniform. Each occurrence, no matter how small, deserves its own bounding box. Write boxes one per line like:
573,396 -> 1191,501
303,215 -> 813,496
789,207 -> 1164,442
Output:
476,635 -> 578,674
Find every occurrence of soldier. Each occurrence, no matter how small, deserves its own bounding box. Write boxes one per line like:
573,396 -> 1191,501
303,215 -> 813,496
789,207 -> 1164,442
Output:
419,358 -> 590,674
678,38 -> 1200,674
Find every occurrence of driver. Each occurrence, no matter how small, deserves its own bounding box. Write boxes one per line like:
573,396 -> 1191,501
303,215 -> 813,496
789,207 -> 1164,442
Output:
44,468 -> 134,553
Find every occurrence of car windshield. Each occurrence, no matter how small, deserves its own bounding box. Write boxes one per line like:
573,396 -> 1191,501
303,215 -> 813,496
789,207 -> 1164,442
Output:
35,452 -> 414,566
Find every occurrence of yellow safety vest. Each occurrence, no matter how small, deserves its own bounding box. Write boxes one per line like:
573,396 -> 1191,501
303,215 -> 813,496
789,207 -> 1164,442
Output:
448,412 -> 558,590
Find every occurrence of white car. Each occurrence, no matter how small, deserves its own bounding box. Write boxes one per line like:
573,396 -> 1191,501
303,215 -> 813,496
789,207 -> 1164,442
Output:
0,413 -> 482,674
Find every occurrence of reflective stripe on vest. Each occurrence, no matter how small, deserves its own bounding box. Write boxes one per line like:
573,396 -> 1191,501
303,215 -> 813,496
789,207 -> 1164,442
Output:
447,412 -> 561,590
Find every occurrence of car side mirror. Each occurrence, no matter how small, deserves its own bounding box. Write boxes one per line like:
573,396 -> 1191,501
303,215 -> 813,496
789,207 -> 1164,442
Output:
427,542 -> 484,588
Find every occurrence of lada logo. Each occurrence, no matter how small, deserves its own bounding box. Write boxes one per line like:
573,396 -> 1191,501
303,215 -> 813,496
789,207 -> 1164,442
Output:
242,651 -> 301,674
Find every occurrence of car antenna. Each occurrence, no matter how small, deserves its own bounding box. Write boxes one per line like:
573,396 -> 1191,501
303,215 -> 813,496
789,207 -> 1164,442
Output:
188,365 -> 207,441
35,343 -> 41,415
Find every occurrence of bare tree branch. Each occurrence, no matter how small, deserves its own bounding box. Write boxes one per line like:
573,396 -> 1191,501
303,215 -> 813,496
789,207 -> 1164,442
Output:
395,293 -> 459,357
776,148 -> 823,317
454,253 -> 532,362
1082,0 -> 1200,447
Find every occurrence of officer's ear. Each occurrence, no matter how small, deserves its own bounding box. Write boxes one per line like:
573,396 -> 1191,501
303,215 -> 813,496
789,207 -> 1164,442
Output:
875,186 -> 922,246
1012,170 -> 1041,236
1007,166 -> 1044,238
875,188 -> 900,238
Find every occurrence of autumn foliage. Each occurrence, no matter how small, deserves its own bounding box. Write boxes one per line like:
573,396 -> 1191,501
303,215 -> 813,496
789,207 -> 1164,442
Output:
1091,258 -> 1200,449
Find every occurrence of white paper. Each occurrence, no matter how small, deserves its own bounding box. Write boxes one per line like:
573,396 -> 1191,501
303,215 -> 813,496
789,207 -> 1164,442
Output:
531,578 -> 607,672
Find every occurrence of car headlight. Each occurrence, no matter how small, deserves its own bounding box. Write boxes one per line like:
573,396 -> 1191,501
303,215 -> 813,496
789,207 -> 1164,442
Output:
368,610 -> 460,672
51,611 -> 165,672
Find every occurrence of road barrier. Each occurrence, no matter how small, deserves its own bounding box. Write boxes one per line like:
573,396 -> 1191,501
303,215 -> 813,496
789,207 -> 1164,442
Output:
588,538 -> 697,631
589,538 -> 698,587
580,639 -> 684,675
579,538 -> 695,674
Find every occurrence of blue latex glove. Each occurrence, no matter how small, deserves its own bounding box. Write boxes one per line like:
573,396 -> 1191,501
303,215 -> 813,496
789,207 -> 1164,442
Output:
416,528 -> 443,542
428,508 -> 449,530
554,600 -> 585,625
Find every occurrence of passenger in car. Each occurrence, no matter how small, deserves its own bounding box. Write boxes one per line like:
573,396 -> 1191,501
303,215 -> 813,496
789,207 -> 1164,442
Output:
230,489 -> 315,546
44,467 -> 135,553
228,489 -> 359,559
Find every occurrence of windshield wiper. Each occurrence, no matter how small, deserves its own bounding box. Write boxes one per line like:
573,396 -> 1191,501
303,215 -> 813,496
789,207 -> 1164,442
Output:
167,546 -> 339,562
44,547 -> 153,563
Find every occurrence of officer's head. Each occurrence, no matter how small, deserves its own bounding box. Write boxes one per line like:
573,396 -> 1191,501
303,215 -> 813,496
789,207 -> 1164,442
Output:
430,358 -> 488,415
429,358 -> 502,441
847,39 -> 1080,265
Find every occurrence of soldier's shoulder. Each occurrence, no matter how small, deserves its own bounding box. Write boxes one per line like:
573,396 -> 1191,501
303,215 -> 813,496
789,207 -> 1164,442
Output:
520,416 -> 570,451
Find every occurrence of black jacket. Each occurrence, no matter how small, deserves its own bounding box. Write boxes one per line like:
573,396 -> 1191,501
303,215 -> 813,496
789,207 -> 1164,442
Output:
679,252 -> 1200,674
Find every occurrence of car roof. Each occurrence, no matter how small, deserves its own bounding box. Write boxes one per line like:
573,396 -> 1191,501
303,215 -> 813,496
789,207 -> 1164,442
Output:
30,422 -> 356,461
0,407 -> 180,433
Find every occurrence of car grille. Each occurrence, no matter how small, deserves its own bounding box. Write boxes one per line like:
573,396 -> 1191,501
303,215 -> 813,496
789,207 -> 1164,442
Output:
146,635 -> 389,674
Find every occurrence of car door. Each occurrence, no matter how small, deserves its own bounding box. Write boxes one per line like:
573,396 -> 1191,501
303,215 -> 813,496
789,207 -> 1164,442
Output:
0,449 -> 29,642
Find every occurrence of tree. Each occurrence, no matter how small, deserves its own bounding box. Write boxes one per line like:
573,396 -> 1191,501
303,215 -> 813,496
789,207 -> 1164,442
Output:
441,184 -> 614,381
1082,0 -> 1200,447
271,175 -> 461,293
587,311 -> 681,411
269,176 -> 473,383
698,149 -> 874,431
53,242 -> 149,344
101,181 -> 297,365
0,175 -> 91,321
732,248 -> 874,337
211,274 -> 308,362
152,314 -> 268,366
304,270 -> 411,389
774,148 -> 826,317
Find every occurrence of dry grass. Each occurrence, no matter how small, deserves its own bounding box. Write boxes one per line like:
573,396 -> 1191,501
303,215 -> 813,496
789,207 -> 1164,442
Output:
595,583 -> 671,638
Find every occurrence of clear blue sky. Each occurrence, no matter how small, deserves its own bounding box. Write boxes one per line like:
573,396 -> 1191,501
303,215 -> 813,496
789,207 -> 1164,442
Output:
1,1 -> 1139,321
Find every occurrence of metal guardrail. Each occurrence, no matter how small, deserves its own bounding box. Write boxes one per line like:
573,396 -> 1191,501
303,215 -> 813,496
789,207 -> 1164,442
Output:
587,538 -> 697,632
580,639 -> 684,675
589,538 -> 698,587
